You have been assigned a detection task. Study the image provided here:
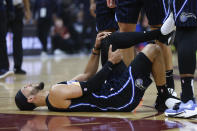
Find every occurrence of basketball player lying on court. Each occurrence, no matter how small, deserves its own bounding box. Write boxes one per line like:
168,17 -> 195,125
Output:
15,20 -> 181,112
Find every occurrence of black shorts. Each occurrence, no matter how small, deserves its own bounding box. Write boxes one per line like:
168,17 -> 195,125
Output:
95,0 -> 119,31
115,0 -> 166,25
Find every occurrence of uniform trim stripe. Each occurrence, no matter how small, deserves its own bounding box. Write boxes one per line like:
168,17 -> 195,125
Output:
163,0 -> 171,23
115,12 -> 118,22
163,0 -> 168,16
173,0 -> 188,20
92,77 -> 130,99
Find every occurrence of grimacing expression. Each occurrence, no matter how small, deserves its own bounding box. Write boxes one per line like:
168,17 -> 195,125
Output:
22,82 -> 45,97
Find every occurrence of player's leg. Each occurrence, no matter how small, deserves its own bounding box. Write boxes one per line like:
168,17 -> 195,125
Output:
118,23 -> 136,67
141,44 -> 180,111
162,1 -> 197,119
176,28 -> 196,103
115,0 -> 141,66
165,28 -> 197,118
165,1 -> 197,119
175,0 -> 197,103
100,14 -> 176,66
151,26 -> 175,92
143,0 -> 176,111
142,44 -> 165,86
128,44 -> 180,112
144,0 -> 175,92
95,0 -> 118,66
102,29 -> 172,51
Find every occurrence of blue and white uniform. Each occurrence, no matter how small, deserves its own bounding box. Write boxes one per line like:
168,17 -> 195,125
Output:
46,53 -> 153,112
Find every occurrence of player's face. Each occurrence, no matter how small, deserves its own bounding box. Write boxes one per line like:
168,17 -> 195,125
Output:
21,82 -> 44,97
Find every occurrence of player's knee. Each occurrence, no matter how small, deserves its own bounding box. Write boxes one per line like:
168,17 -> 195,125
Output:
147,44 -> 161,55
142,44 -> 162,62
153,44 -> 162,55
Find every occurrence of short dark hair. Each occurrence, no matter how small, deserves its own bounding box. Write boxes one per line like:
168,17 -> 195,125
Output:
15,90 -> 36,110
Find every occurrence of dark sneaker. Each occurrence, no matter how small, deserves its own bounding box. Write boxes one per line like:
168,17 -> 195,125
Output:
155,89 -> 180,112
14,69 -> 26,74
0,69 -> 14,79
155,93 -> 168,112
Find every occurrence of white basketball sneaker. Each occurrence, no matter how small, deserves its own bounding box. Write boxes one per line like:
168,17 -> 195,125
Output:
161,12 -> 176,35
165,100 -> 197,118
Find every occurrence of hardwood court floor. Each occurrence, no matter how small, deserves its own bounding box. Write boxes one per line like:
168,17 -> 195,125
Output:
0,53 -> 196,131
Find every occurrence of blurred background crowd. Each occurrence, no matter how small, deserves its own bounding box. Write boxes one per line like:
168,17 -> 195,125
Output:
6,0 -> 150,56
0,0 -> 152,76
6,0 -> 97,56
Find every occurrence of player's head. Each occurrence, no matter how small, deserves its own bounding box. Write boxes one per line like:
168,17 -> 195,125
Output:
15,82 -> 45,110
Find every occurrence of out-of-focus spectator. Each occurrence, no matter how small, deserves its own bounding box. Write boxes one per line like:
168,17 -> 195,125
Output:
22,0 -> 97,55
75,0 -> 96,53
57,0 -> 82,53
57,0 -> 74,28
51,18 -> 75,54
33,0 -> 57,57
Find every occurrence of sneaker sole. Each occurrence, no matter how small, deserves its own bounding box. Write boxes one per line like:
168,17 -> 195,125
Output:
0,71 -> 14,79
165,108 -> 197,118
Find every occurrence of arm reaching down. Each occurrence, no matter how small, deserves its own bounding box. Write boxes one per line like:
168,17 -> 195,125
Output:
80,46 -> 122,95
72,32 -> 111,81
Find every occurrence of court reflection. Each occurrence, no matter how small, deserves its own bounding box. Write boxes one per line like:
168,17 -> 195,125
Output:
1,114 -> 197,131
20,116 -> 183,131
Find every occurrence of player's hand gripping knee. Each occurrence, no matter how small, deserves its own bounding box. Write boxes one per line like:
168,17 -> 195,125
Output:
95,32 -> 111,49
108,45 -> 122,64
